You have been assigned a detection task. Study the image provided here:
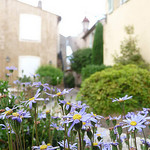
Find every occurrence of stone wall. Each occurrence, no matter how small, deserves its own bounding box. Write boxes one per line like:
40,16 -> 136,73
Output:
0,0 -> 60,80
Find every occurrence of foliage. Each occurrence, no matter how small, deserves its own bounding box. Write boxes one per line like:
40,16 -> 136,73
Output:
81,64 -> 111,81
69,48 -> 92,73
0,80 -> 15,109
77,64 -> 150,116
64,73 -> 75,88
114,25 -> 150,70
92,22 -> 103,65
18,75 -> 31,83
36,65 -> 63,86
1,66 -> 150,150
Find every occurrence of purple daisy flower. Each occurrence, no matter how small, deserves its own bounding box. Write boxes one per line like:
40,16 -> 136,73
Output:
123,112 -> 150,132
13,80 -> 21,85
32,82 -> 50,91
11,110 -> 31,123
30,73 -> 40,78
24,89 -> 49,109
58,140 -> 77,150
45,88 -> 73,97
109,115 -> 121,120
38,113 -> 46,120
102,142 -> 111,150
6,66 -> 17,72
112,95 -> 132,102
0,123 -> 15,134
141,139 -> 150,147
50,123 -> 58,128
94,130 -> 106,139
32,143 -> 58,150
63,107 -> 91,137
0,106 -> 17,119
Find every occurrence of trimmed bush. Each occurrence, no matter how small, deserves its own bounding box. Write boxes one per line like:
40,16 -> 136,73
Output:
77,64 -> 150,116
36,65 -> 63,86
69,48 -> 92,73
64,73 -> 75,88
81,64 -> 111,81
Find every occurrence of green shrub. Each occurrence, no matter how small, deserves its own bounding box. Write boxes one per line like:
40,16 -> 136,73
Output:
36,65 -> 63,86
64,73 -> 75,88
81,64 -> 111,81
69,48 -> 92,73
92,22 -> 103,65
77,64 -> 150,116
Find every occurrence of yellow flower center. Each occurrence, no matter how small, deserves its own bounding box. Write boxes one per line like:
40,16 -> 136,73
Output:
12,112 -> 19,117
5,109 -> 13,115
47,143 -> 51,146
56,92 -> 61,96
130,121 -> 137,126
93,142 -> 98,146
82,122 -> 86,125
46,110 -> 50,114
73,114 -> 82,120
66,102 -> 71,105
118,98 -> 123,102
93,114 -> 96,117
29,97 -> 35,101
40,145 -> 47,150
20,115 -> 24,119
97,134 -> 101,136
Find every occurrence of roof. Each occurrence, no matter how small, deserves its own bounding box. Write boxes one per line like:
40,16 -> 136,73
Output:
82,17 -> 89,22
82,18 -> 106,39
17,0 -> 61,22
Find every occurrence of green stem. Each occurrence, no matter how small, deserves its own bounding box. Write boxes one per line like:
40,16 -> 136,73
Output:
92,127 -> 95,142
134,130 -> 137,150
32,124 -> 35,146
48,116 -> 51,143
16,134 -> 20,150
22,126 -> 25,150
78,130 -> 82,150
35,106 -> 39,145
142,128 -> 148,149
64,124 -> 67,150
8,121 -> 13,150
122,102 -> 130,150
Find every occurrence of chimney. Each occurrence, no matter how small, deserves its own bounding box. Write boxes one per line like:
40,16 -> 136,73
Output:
82,17 -> 89,32
38,0 -> 42,9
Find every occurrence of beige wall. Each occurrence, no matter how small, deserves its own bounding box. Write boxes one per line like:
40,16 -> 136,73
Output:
104,0 -> 150,65
0,0 -> 59,79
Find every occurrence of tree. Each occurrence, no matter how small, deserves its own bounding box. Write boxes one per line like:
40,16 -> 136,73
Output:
92,22 -> 103,65
69,48 -> 92,73
114,25 -> 149,70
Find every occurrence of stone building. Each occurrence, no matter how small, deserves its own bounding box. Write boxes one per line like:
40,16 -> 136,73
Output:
0,0 -> 61,79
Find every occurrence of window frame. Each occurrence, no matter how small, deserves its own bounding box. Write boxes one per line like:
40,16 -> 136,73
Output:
120,0 -> 128,5
108,0 -> 114,14
19,14 -> 41,42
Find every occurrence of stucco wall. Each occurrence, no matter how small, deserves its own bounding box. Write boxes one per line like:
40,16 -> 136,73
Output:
104,0 -> 150,65
0,0 -> 59,79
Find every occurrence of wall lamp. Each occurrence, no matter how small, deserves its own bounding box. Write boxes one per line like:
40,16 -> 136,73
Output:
6,56 -> 10,62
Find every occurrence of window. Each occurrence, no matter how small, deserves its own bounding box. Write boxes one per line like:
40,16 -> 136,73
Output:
120,0 -> 128,5
108,0 -> 113,13
19,14 -> 41,42
19,56 -> 41,77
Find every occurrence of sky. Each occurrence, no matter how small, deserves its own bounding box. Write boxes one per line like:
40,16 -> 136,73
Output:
18,0 -> 106,37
